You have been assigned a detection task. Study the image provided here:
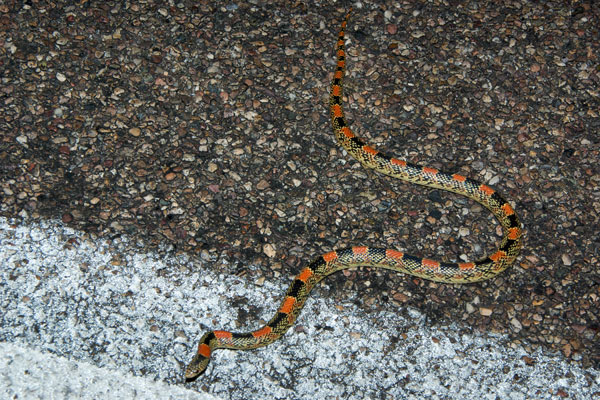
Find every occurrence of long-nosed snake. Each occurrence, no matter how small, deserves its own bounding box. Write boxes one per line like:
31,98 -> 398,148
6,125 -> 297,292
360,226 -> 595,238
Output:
185,9 -> 523,380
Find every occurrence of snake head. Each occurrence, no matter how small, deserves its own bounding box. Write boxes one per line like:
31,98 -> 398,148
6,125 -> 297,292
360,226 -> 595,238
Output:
184,350 -> 209,381
184,332 -> 214,381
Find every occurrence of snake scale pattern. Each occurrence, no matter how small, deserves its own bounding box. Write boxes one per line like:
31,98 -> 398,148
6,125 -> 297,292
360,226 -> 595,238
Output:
185,9 -> 523,380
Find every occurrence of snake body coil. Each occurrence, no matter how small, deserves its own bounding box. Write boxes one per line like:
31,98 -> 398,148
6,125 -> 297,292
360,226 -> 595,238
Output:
185,10 -> 522,380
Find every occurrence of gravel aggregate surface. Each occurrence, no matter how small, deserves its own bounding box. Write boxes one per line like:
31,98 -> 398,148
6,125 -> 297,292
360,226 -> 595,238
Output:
1,0 -> 599,393
1,217 -> 599,399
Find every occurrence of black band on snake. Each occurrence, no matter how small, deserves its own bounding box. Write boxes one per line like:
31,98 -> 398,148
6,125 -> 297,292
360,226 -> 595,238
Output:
184,9 -> 522,381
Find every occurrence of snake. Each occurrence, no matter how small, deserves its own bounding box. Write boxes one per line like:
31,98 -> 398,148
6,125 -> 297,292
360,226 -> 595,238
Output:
184,9 -> 522,380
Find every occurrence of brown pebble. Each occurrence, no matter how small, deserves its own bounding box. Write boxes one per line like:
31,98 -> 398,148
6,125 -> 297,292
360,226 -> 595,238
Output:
150,52 -> 163,64
256,179 -> 270,190
61,213 -> 73,223
479,307 -> 493,316
521,356 -> 536,365
393,292 -> 409,303
129,127 -> 141,136
556,389 -> 568,398
263,243 -> 276,257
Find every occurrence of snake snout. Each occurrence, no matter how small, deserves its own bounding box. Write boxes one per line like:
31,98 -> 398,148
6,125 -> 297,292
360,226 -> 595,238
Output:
184,350 -> 210,381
